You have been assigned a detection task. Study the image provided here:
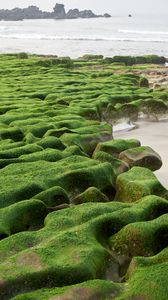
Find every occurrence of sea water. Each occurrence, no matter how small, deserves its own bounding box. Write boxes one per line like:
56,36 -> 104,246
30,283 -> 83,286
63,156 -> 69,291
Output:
0,14 -> 168,57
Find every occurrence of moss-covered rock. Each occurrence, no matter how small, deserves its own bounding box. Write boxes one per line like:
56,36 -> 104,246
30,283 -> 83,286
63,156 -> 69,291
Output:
10,279 -> 121,300
120,248 -> 168,300
0,196 -> 168,299
119,146 -> 162,171
34,186 -> 69,207
139,77 -> 149,88
94,139 -> 141,158
0,54 -> 168,300
115,167 -> 168,202
73,187 -> 109,204
93,150 -> 129,177
37,136 -> 65,150
109,203 -> 168,257
0,156 -> 115,208
0,199 -> 47,237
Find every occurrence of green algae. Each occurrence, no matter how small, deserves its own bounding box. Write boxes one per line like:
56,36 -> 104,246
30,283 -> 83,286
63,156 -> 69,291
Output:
0,199 -> 47,236
115,167 -> 168,202
11,279 -> 121,300
94,139 -> 141,158
0,54 -> 167,299
0,197 -> 167,299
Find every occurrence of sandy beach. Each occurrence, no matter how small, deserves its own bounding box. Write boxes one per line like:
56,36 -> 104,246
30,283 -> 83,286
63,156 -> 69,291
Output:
114,120 -> 168,188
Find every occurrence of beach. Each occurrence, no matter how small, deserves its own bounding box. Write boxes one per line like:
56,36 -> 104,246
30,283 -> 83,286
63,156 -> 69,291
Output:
114,120 -> 168,188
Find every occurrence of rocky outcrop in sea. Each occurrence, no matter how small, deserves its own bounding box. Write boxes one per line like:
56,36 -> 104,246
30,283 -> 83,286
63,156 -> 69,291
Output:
0,3 -> 111,21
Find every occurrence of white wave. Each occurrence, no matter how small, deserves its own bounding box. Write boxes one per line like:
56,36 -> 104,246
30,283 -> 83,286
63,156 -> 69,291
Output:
0,26 -> 11,31
118,29 -> 168,35
1,33 -> 168,43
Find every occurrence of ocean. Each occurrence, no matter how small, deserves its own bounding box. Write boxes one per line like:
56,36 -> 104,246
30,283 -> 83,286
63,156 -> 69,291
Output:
0,14 -> 168,57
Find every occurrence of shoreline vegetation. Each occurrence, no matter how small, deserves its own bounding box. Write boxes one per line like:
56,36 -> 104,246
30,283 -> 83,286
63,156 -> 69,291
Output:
0,53 -> 168,299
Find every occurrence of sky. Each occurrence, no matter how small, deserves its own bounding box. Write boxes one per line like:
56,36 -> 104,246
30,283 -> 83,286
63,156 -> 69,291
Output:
0,0 -> 167,15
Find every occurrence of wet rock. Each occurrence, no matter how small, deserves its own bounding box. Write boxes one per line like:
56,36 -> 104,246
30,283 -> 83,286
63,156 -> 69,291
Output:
119,146 -> 162,171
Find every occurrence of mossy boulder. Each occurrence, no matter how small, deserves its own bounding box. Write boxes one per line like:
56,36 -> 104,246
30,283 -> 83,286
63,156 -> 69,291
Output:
10,279 -> 120,300
0,199 -> 47,237
139,77 -> 149,88
60,132 -> 111,155
94,139 -> 141,158
139,99 -> 168,120
120,248 -> 168,300
93,150 -> 129,177
73,187 -> 109,204
115,167 -> 168,202
37,136 -> 65,150
119,146 -> 162,171
34,187 -> 69,207
109,207 -> 168,257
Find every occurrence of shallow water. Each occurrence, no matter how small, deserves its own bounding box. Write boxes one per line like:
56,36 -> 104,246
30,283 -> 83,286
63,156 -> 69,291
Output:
0,15 -> 168,57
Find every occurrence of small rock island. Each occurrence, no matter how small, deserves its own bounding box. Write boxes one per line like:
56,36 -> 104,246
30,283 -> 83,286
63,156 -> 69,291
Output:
0,3 -> 111,21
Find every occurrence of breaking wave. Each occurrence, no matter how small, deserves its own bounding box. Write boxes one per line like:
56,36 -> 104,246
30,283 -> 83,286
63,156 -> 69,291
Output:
118,29 -> 168,35
0,33 -> 168,43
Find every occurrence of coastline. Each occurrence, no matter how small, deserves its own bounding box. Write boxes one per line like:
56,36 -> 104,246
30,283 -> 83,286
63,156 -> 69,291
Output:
0,54 -> 168,299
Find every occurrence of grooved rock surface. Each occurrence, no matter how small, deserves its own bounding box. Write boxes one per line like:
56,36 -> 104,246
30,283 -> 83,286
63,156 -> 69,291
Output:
0,55 -> 168,300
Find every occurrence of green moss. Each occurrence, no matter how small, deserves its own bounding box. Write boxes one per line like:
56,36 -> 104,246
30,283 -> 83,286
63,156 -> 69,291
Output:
115,167 -> 168,202
34,186 -> 69,207
0,127 -> 24,141
94,139 -> 141,158
0,199 -> 47,236
73,187 -> 109,204
0,156 -> 115,208
119,146 -> 162,171
0,144 -> 42,159
17,53 -> 29,59
60,132 -> 111,155
11,279 -> 121,300
93,150 -> 129,177
0,54 -> 167,300
109,205 -> 168,257
0,196 -> 167,298
139,77 -> 149,88
37,136 -> 65,150
118,248 -> 168,300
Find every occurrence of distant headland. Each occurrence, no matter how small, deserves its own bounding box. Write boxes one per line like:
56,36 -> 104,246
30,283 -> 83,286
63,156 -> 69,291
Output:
0,3 -> 111,21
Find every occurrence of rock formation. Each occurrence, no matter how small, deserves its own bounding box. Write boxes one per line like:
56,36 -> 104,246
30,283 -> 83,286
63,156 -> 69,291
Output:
0,3 -> 111,21
53,3 -> 66,19
66,9 -> 80,19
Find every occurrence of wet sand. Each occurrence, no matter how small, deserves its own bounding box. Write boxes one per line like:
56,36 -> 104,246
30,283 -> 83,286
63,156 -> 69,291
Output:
114,120 -> 168,189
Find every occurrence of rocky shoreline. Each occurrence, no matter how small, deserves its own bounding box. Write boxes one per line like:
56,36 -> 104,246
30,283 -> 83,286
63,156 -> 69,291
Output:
0,54 -> 168,299
0,3 -> 111,21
